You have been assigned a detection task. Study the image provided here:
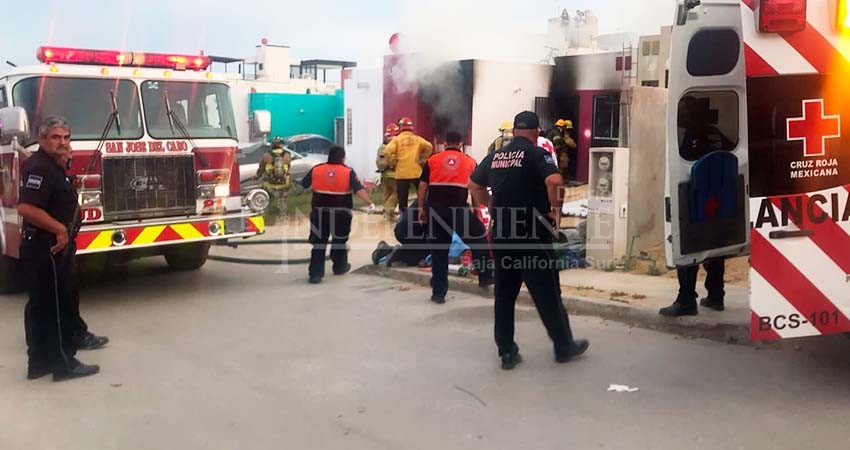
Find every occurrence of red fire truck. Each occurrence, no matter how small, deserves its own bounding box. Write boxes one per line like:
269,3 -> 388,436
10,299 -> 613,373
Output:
666,0 -> 850,339
0,46 -> 268,292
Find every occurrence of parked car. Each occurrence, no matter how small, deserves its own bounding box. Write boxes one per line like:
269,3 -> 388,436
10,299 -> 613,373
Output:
238,142 -> 326,192
284,134 -> 335,156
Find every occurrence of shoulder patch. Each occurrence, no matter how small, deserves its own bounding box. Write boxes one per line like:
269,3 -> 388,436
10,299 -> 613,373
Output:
25,174 -> 43,190
544,154 -> 556,165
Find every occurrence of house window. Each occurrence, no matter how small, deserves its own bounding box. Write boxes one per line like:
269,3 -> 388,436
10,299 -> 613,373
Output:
592,94 -> 620,147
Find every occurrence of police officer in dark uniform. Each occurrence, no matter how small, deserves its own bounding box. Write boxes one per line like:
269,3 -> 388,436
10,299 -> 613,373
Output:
302,146 -> 375,284
470,111 -> 589,370
18,116 -> 100,381
418,131 -> 493,304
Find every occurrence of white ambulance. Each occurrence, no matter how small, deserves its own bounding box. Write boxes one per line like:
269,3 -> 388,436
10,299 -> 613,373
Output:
0,46 -> 269,292
666,0 -> 850,339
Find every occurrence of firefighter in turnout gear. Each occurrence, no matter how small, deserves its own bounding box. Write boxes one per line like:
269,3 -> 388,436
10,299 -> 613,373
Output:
384,117 -> 433,214
377,124 -> 400,220
255,136 -> 292,225
547,119 -> 577,181
487,122 -> 514,155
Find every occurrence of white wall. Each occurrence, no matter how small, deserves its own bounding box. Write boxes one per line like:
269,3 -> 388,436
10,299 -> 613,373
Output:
470,61 -> 554,162
344,67 -> 384,184
256,45 -> 291,80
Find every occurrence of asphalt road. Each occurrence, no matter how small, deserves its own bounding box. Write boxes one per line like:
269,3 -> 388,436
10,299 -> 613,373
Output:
3,252 -> 850,450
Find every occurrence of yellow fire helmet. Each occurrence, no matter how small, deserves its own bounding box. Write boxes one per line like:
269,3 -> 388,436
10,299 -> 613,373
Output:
499,121 -> 513,132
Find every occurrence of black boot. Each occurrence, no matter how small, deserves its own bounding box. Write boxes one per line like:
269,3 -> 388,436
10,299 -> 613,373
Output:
700,297 -> 725,311
659,300 -> 698,317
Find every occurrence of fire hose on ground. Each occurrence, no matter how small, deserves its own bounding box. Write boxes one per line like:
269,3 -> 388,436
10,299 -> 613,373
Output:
209,239 -> 330,266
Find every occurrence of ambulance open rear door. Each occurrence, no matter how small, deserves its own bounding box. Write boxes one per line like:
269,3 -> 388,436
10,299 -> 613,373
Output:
665,0 -> 750,270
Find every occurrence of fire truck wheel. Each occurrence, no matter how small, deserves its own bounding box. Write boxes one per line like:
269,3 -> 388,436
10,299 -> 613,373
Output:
0,255 -> 22,294
164,243 -> 211,272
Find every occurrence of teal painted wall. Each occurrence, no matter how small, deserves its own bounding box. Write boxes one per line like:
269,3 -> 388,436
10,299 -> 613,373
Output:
250,90 -> 344,140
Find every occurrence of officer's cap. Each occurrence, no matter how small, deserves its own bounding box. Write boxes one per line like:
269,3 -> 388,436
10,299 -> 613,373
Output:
513,111 -> 540,130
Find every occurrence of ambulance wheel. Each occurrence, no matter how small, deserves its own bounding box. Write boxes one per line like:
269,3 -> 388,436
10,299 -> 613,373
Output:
0,254 -> 22,294
165,243 -> 211,271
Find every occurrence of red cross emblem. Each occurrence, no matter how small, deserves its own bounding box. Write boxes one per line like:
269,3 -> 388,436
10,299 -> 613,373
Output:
786,99 -> 841,158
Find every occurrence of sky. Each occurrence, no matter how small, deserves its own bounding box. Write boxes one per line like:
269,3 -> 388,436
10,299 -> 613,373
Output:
0,0 -> 676,72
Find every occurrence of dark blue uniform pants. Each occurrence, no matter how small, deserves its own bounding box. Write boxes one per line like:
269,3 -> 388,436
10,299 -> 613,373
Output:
427,206 -> 493,298
309,208 -> 353,278
493,245 -> 574,357
677,258 -> 725,306
22,237 -> 77,371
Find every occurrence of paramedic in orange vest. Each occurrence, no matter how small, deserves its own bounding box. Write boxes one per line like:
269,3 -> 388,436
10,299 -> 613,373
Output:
385,117 -> 433,214
417,131 -> 494,304
302,146 -> 375,284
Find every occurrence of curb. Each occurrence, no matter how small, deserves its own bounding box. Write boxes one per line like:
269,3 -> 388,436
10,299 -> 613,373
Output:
355,264 -> 753,345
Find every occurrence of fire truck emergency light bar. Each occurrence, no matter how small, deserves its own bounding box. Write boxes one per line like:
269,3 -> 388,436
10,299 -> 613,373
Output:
36,46 -> 211,71
758,0 -> 807,33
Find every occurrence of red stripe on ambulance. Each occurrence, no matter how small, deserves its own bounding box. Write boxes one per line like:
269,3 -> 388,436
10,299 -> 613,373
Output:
751,231 -> 850,335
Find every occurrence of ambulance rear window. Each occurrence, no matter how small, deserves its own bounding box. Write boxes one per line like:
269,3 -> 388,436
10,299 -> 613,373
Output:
677,91 -> 739,161
0,87 -> 7,108
687,29 -> 740,77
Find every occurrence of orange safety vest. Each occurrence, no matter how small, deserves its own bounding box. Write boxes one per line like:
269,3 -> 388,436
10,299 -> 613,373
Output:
310,163 -> 354,195
427,148 -> 476,188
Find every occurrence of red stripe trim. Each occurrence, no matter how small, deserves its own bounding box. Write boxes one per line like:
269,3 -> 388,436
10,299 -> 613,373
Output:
750,311 -> 782,340
246,218 -> 258,233
75,231 -> 99,250
191,222 -> 210,237
770,195 -> 850,274
123,227 -> 145,245
743,0 -> 849,75
751,231 -> 850,335
744,43 -> 779,76
778,27 -> 842,74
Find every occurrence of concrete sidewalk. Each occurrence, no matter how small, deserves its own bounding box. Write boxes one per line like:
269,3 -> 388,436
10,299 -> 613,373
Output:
357,264 -> 752,345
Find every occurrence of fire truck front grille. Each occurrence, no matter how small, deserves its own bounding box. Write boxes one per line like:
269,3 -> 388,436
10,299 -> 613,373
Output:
102,156 -> 196,221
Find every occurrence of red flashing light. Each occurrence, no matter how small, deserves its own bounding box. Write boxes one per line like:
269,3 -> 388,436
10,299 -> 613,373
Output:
36,46 -> 211,71
80,174 -> 102,190
758,0 -> 807,33
197,170 -> 229,184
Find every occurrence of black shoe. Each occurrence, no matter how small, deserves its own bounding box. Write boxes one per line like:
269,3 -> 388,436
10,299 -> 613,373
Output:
500,352 -> 523,370
431,295 -> 446,304
76,333 -> 109,351
372,241 -> 393,265
556,339 -> 590,363
385,247 -> 402,268
659,302 -> 698,317
308,276 -> 322,284
333,263 -> 352,275
700,297 -> 725,311
27,363 -> 52,380
53,361 -> 100,382
478,276 -> 495,288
